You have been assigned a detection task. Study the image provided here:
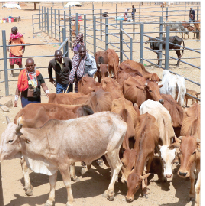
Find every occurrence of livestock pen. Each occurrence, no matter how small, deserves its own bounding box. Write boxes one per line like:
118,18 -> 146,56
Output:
1,2 -> 201,102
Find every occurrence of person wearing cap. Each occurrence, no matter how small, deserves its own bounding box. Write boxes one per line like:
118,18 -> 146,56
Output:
189,7 -> 195,22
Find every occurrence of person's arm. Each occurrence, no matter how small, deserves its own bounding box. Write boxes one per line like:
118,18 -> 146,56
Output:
48,60 -> 55,84
14,87 -> 21,107
41,83 -> 49,97
7,40 -> 11,52
88,55 -> 98,77
20,37 -> 26,53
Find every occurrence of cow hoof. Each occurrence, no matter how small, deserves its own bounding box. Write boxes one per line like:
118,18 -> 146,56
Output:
25,186 -> 33,196
44,201 -> 53,206
71,176 -> 79,182
189,197 -> 195,201
103,190 -> 108,198
81,167 -> 86,175
97,158 -> 104,167
108,195 -> 114,201
66,203 -> 73,206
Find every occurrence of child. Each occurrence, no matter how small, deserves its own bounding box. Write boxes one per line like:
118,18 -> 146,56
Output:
8,27 -> 26,76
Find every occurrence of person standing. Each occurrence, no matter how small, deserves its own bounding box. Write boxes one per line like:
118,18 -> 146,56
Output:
7,26 -> 26,77
189,7 -> 195,23
69,45 -> 97,93
14,58 -> 49,108
72,33 -> 85,56
131,5 -> 136,21
48,50 -> 73,93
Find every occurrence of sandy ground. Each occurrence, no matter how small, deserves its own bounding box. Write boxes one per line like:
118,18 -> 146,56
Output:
0,2 -> 201,206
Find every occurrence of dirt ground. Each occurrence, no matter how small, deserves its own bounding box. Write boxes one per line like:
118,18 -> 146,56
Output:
0,2 -> 201,206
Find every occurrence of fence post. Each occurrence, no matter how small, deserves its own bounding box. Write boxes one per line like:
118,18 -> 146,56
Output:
39,5 -> 41,29
140,23 -> 143,64
2,30 -> 9,96
75,13 -> 78,37
0,163 -> 4,206
159,16 -> 163,67
166,7 -> 168,21
93,16 -> 96,55
105,18 -> 108,50
69,6 -> 72,48
116,4 -> 117,24
100,9 -> 102,40
64,11 -> 66,29
44,7 -> 46,32
165,26 -> 170,70
47,8 -> 49,35
41,6 -> 43,30
130,37 -> 133,60
84,14 -> 86,48
92,3 -> 94,19
58,9 -> 60,42
51,7 -> 52,38
62,27 -> 68,57
120,20 -> 123,63
197,6 -> 198,21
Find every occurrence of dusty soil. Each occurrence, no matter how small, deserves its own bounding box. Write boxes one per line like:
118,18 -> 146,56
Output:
0,2 -> 201,206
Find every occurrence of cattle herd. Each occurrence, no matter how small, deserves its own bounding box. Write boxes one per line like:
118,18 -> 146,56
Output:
0,47 -> 200,206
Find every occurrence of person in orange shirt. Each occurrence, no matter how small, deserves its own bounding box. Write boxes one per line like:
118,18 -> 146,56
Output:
7,27 -> 26,77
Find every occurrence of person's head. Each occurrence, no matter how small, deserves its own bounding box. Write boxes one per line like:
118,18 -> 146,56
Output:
25,58 -> 36,73
190,7 -> 192,10
78,45 -> 86,58
11,27 -> 17,35
54,50 -> 63,63
77,33 -> 83,41
132,5 -> 134,8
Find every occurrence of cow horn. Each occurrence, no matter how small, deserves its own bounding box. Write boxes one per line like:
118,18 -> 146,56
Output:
5,116 -> 10,124
16,116 -> 23,136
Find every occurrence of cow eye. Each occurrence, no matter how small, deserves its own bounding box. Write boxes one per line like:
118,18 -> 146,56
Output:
149,90 -> 152,93
192,151 -> 196,155
8,140 -> 14,143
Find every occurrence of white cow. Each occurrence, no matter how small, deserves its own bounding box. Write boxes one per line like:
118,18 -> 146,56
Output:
159,70 -> 186,107
0,112 -> 127,206
140,99 -> 177,180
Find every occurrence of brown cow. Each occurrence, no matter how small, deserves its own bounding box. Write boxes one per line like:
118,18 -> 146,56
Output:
14,103 -> 94,129
119,60 -> 160,81
160,93 -> 184,137
184,89 -> 200,107
123,76 -> 163,107
178,136 -> 200,201
48,92 -> 86,105
111,97 -> 139,149
194,20 -> 200,39
72,22 -> 80,37
85,89 -> 113,112
94,64 -> 109,83
126,112 -> 159,202
117,66 -> 143,88
78,76 -> 102,95
101,77 -> 123,100
95,49 -> 119,78
180,103 -> 200,140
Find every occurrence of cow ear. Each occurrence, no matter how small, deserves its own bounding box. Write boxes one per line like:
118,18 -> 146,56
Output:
140,173 -> 150,180
6,116 -> 10,124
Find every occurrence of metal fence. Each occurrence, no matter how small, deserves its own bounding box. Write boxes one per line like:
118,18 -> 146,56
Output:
0,2 -> 201,101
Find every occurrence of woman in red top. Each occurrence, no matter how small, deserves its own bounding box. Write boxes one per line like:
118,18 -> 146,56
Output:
14,58 -> 49,108
8,27 -> 26,77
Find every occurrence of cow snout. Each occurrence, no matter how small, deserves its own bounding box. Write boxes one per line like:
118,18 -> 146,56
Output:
126,196 -> 134,203
178,171 -> 187,177
166,174 -> 172,178
159,99 -> 164,104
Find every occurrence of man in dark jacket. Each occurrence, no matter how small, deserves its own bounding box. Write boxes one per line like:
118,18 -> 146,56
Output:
48,50 -> 72,93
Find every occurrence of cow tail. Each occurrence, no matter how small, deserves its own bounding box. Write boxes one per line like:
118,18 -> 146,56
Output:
182,40 -> 185,55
